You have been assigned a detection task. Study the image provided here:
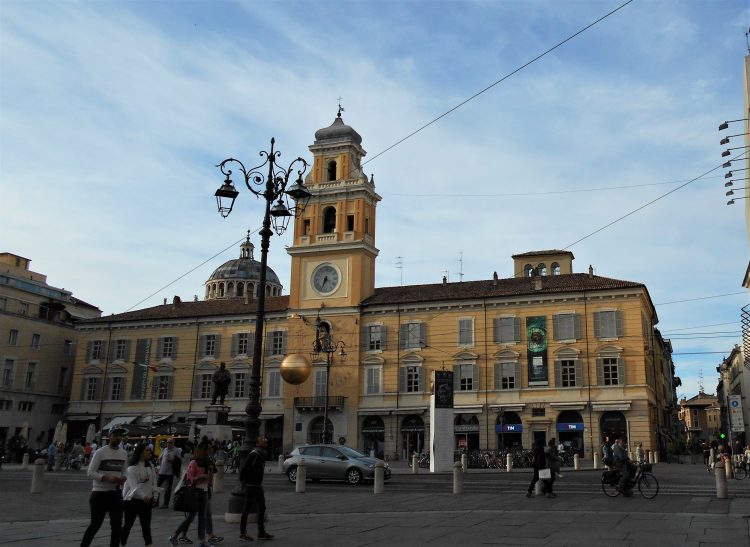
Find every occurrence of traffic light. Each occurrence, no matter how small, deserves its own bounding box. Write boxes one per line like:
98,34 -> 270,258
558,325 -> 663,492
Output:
719,433 -> 726,440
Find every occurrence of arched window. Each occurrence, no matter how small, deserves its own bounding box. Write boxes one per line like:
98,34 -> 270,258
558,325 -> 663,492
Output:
219,283 -> 225,297
236,283 -> 244,297
323,207 -> 336,233
205,286 -> 210,299
227,282 -> 234,296
327,160 -> 337,181
538,263 -> 547,276
551,262 -> 560,275
249,283 -> 255,297
266,285 -> 271,297
524,264 -> 533,277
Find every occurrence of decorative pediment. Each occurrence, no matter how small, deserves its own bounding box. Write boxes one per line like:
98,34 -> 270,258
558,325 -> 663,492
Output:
83,365 -> 103,376
553,347 -> 581,357
493,349 -> 520,360
453,351 -> 479,360
197,362 -> 217,372
107,363 -> 128,374
402,354 -> 424,365
596,344 -> 624,355
362,355 -> 384,366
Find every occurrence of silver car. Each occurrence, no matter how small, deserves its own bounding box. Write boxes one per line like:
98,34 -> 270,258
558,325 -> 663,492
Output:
283,444 -> 391,485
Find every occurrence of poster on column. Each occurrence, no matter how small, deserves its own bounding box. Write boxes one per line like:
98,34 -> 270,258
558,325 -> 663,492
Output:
526,316 -> 548,385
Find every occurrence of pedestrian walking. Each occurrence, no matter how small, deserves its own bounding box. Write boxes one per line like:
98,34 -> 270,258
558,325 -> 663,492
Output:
169,440 -> 213,547
525,440 -> 547,498
158,438 -> 181,509
544,439 -> 560,498
46,441 -> 58,471
239,436 -> 274,541
84,442 -> 92,465
121,443 -> 158,547
205,442 -> 223,544
80,426 -> 128,547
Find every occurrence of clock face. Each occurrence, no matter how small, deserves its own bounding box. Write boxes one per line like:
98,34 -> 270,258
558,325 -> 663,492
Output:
312,263 -> 341,295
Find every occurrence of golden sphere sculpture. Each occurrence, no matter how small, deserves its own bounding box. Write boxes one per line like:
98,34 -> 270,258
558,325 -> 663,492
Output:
280,353 -> 312,385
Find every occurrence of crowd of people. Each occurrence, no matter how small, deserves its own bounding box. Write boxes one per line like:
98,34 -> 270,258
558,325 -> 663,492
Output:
79,426 -> 273,547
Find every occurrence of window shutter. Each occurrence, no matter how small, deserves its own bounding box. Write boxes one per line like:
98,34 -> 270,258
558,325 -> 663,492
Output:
80,377 -> 87,400
109,342 -> 117,362
615,311 -> 623,337
245,334 -> 252,358
574,359 -> 583,387
123,341 -> 131,362
419,323 -> 426,347
361,327 -> 369,352
172,338 -> 179,360
617,358 -> 625,385
199,335 -> 207,358
494,363 -> 501,389
594,312 -> 601,339
380,325 -> 387,350
228,373 -> 235,399
493,318 -> 500,343
552,315 -> 560,341
573,314 -> 581,340
472,364 -> 480,390
214,335 -> 221,357
399,366 -> 406,392
515,363 -> 521,387
265,332 -> 272,356
231,334 -> 239,357
596,358 -> 604,385
156,338 -> 164,359
514,318 -> 521,342
554,360 -> 562,387
280,332 -> 287,355
86,342 -> 93,362
453,367 -> 460,391
417,366 -> 424,392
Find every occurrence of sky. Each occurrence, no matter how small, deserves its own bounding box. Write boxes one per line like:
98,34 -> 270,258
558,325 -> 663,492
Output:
2,0 -> 749,401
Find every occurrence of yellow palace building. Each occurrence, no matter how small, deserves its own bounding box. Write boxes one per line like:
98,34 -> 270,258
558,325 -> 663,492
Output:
67,114 -> 679,461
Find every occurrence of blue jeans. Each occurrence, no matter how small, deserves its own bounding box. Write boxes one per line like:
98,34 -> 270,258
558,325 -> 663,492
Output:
174,489 -> 208,541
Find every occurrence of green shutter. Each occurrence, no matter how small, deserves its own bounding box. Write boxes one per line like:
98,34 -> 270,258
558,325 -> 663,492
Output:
166,377 -> 174,400
573,314 -> 581,340
265,332 -> 273,356
553,315 -> 560,341
399,324 -> 408,349
494,362 -> 501,389
617,357 -> 625,385
574,359 -> 583,387
473,364 -> 480,390
123,341 -> 131,362
172,337 -> 179,360
399,366 -> 406,392
246,333 -> 253,358
515,363 -> 521,388
419,323 -> 426,347
493,318 -> 500,343
156,338 -> 164,360
86,341 -> 93,362
594,312 -> 601,338
381,325 -> 387,350
615,311 -> 623,338
417,366 -> 424,392
280,332 -> 287,355
596,358 -> 604,386
554,360 -> 562,387
514,318 -> 521,342
361,326 -> 370,352
214,335 -> 221,357
199,335 -> 207,358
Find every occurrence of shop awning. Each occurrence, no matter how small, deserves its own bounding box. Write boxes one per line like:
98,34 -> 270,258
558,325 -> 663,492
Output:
66,415 -> 96,421
140,415 -> 171,424
101,416 -> 139,431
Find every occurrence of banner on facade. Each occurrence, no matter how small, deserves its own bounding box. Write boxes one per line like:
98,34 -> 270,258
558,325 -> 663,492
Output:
526,316 -> 548,385
433,370 -> 454,409
131,338 -> 152,400
729,395 -> 745,433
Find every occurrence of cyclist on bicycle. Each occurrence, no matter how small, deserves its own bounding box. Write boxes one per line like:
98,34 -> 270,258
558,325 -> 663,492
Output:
613,436 -> 633,497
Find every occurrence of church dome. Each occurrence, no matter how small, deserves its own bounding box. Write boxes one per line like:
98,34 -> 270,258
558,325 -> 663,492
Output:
314,112 -> 362,145
204,234 -> 283,300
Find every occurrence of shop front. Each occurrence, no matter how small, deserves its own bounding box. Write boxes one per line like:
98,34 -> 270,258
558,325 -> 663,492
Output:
361,416 -> 385,458
454,414 -> 480,450
556,410 -> 585,456
496,411 -> 523,449
600,411 -> 627,445
401,415 -> 425,459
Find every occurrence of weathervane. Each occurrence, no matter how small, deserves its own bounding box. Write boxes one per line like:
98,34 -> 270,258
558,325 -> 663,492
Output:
337,97 -> 344,118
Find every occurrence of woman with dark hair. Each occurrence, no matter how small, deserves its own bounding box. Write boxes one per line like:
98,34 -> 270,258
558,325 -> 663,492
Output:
169,441 -> 213,547
121,443 -> 158,546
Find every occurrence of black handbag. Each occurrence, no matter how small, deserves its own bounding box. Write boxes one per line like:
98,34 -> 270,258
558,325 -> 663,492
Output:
173,485 -> 201,513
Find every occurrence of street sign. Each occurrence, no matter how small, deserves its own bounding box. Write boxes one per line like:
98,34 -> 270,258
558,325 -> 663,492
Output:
729,395 -> 745,433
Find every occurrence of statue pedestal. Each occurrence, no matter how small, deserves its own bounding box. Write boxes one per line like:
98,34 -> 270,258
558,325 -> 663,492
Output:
206,405 -> 230,425
202,405 -> 232,443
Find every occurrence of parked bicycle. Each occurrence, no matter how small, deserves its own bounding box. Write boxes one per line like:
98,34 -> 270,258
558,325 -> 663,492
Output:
601,462 -> 659,499
732,459 -> 747,480
407,451 -> 430,468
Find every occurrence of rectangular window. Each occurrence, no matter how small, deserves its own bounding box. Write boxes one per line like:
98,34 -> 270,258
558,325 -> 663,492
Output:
270,331 -> 284,355
314,369 -> 327,399
51,403 -> 66,414
603,357 -> 619,386
365,366 -> 381,395
162,337 -> 174,358
267,370 -> 281,398
237,333 -> 249,355
2,359 -> 14,388
114,340 -> 128,360
456,363 -> 474,391
205,335 -> 217,357
199,374 -> 212,398
24,362 -> 36,390
458,318 -> 474,346
234,372 -> 246,398
494,317 -> 519,344
110,377 -> 123,400
500,362 -> 516,389
595,310 -> 622,339
58,367 -> 69,394
64,340 -> 73,356
31,333 -> 41,349
560,359 -> 576,387
0,297 -> 6,311
366,325 -> 383,351
155,376 -> 170,400
18,401 -> 34,412
91,340 -> 103,361
401,323 -> 425,349
303,219 -> 311,235
85,377 -> 98,401
347,214 -> 355,231
19,302 -> 28,315
8,329 -> 19,346
553,314 -> 579,341
406,366 -> 420,393
0,399 -> 11,411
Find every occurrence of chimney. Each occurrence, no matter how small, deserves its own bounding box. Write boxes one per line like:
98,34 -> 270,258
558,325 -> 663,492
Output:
493,271 -> 498,286
442,276 -> 447,285
532,267 -> 542,291
163,298 -> 167,305
172,295 -> 181,307
588,265 -> 594,278
193,295 -> 198,302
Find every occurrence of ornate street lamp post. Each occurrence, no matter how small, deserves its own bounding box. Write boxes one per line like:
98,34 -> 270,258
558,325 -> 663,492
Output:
214,138 -> 311,464
310,316 -> 346,444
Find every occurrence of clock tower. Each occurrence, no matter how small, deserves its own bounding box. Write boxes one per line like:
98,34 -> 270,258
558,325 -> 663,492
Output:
287,111 -> 380,310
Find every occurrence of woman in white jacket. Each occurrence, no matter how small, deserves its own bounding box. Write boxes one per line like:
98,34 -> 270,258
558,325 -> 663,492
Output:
121,443 -> 158,546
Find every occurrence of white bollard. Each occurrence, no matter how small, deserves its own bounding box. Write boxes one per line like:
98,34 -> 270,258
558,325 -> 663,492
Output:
412,453 -> 419,474
725,458 -> 733,480
654,451 -> 659,464
461,454 -> 468,474
573,454 -> 580,470
295,460 -> 306,493
506,453 -> 513,472
453,461 -> 463,495
213,462 -> 224,494
21,453 -> 29,470
374,462 -> 385,494
648,450 -> 654,464
30,458 -> 45,494
593,452 -> 599,469
714,465 -> 728,498
709,448 -> 715,468
535,474 -> 544,496
278,455 -> 284,473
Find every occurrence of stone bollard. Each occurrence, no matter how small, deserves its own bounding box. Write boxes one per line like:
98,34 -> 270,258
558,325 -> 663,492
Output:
506,453 -> 513,472
21,453 -> 29,470
593,452 -> 599,469
213,462 -> 224,494
573,454 -> 580,470
648,450 -> 654,464
654,451 -> 659,464
374,461 -> 385,494
461,453 -> 468,474
278,455 -> 284,473
535,475 -> 544,496
412,453 -> 419,474
453,461 -> 463,495
725,458 -> 733,480
714,465 -> 728,498
30,458 -> 45,494
295,460 -> 306,493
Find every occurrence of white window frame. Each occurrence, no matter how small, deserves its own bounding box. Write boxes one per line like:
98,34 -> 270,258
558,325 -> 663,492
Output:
366,324 -> 384,351
154,375 -> 170,400
24,361 -> 37,390
405,365 -> 420,393
602,357 -> 619,386
204,335 -> 217,357
110,376 -> 124,400
91,340 -> 103,361
199,374 -> 213,398
499,361 -> 517,390
162,337 -> 175,359
554,313 -> 577,341
237,333 -> 249,356
560,359 -> 576,387
456,362 -> 475,391
365,365 -> 382,395
234,372 -> 246,398
8,329 -> 19,346
270,331 -> 284,355
19,302 -> 28,315
85,377 -> 99,401
496,317 -> 518,344
458,318 -> 474,347
314,367 -> 328,400
403,322 -> 423,350
114,340 -> 127,361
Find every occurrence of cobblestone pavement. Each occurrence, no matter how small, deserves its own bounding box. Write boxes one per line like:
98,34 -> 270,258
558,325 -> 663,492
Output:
1,461 -> 748,546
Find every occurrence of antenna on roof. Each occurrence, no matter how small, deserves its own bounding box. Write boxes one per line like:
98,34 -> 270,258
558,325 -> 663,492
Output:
395,256 -> 404,286
458,251 -> 464,282
698,369 -> 704,393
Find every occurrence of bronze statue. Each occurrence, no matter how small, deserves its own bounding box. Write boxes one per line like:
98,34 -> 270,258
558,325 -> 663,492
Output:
211,362 -> 231,405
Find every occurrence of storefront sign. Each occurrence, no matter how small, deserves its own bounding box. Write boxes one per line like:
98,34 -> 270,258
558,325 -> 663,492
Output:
556,422 -> 585,432
495,424 -> 523,433
454,424 -> 479,433
729,395 -> 745,432
526,316 -> 548,384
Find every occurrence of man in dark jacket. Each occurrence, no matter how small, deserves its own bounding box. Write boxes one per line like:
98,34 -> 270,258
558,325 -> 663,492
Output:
613,436 -> 633,496
239,437 -> 274,541
526,441 -> 547,497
